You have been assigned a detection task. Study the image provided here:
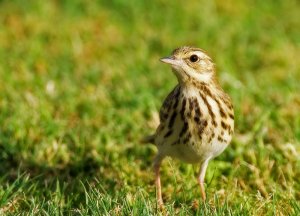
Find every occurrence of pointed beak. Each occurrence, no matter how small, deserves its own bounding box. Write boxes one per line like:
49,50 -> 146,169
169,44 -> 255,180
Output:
160,56 -> 181,66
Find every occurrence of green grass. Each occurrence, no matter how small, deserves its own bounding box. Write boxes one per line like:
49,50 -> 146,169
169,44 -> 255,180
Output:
0,0 -> 299,215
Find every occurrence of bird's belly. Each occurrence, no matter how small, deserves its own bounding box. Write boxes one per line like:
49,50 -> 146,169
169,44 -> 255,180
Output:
163,144 -> 203,163
161,139 -> 229,164
156,122 -> 232,163
208,139 -> 229,158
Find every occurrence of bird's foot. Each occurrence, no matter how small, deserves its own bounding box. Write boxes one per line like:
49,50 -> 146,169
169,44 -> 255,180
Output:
191,200 -> 199,210
157,198 -> 164,210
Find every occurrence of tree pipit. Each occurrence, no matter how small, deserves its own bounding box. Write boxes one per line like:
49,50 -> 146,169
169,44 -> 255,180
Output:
143,47 -> 234,207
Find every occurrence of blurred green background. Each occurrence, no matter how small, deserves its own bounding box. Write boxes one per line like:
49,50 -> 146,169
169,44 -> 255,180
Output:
0,0 -> 299,214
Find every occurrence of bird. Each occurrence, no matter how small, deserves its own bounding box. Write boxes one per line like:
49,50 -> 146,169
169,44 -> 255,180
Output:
143,46 -> 234,207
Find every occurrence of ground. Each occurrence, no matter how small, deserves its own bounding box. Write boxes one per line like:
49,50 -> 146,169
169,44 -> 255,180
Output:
0,0 -> 299,215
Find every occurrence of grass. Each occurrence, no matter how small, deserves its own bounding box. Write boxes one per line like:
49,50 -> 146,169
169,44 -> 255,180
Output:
0,0 -> 299,215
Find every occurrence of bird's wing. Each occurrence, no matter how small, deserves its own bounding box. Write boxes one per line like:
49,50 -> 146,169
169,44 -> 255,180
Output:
159,85 -> 180,122
141,85 -> 180,145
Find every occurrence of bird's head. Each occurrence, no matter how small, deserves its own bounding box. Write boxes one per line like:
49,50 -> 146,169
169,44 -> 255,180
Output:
160,47 -> 216,84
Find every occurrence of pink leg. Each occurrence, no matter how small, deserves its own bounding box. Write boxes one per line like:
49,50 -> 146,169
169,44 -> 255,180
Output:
154,154 -> 164,207
197,158 -> 211,201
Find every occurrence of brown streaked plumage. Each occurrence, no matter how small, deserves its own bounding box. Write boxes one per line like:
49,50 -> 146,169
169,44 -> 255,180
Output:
143,46 -> 234,207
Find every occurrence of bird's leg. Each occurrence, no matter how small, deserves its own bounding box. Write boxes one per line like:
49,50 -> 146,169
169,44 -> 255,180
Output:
153,154 -> 164,208
197,158 -> 211,201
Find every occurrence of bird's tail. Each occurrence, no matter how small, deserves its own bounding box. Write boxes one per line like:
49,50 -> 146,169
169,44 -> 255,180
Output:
141,134 -> 156,145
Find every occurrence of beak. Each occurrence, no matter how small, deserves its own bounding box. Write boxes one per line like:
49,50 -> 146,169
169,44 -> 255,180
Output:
160,56 -> 181,66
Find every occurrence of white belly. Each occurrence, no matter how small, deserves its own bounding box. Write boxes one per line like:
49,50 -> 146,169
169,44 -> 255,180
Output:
158,138 -> 229,164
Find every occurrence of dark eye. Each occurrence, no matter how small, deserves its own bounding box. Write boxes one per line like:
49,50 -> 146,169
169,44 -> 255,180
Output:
189,55 -> 198,62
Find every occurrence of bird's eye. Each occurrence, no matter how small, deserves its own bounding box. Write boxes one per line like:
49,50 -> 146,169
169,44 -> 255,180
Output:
189,55 -> 199,62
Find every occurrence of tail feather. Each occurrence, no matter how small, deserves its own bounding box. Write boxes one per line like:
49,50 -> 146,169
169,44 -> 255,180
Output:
141,134 -> 156,144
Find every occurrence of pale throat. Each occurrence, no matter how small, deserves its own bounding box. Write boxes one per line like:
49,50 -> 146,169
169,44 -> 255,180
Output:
191,72 -> 213,83
172,66 -> 214,86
